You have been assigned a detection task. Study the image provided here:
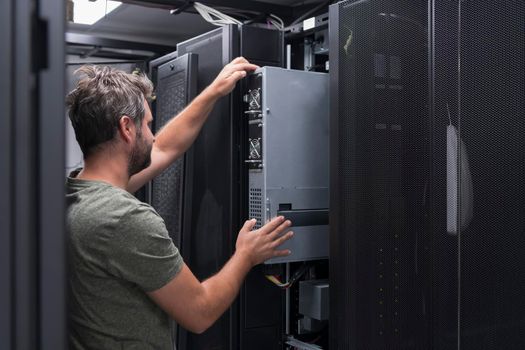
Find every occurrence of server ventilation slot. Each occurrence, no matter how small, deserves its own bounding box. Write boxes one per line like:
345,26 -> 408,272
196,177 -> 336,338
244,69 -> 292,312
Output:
249,188 -> 263,229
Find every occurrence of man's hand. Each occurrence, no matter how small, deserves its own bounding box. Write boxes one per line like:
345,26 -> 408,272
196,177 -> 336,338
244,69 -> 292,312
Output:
208,57 -> 259,98
148,216 -> 293,334
235,216 -> 294,266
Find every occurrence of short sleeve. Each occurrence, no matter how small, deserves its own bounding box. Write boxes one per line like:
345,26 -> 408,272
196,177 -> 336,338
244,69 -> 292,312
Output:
108,204 -> 183,292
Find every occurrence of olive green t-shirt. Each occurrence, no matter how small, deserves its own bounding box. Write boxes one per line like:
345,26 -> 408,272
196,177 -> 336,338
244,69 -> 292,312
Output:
66,175 -> 183,350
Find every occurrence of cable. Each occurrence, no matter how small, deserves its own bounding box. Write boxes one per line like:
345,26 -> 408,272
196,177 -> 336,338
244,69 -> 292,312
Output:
268,14 -> 285,30
174,2 -> 285,31
265,263 -> 309,289
265,275 -> 290,288
193,2 -> 242,27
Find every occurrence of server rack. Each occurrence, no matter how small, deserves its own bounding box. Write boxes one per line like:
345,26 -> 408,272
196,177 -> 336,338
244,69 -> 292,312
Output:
330,1 -> 524,349
453,1 -> 524,348
329,1 -> 431,348
244,67 -> 331,349
152,24 -> 284,350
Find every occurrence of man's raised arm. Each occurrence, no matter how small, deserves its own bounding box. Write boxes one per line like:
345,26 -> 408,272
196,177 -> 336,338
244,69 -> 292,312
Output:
128,57 -> 258,193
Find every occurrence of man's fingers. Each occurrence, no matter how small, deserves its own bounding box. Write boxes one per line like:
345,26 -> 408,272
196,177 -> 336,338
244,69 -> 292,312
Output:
230,62 -> 259,73
229,70 -> 247,82
273,249 -> 292,258
231,56 -> 248,64
267,220 -> 292,239
271,231 -> 294,248
241,218 -> 257,232
259,216 -> 286,234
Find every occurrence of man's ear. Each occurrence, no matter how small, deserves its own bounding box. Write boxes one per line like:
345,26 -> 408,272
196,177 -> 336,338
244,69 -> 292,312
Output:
118,115 -> 135,144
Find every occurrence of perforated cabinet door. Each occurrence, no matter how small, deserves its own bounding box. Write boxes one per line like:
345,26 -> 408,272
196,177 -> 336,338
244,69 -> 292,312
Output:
330,1 -> 525,350
152,53 -> 197,250
458,2 -> 525,349
329,1 -> 431,349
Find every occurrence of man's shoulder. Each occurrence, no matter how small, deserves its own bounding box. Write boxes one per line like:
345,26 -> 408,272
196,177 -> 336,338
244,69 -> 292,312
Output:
67,178 -> 145,208
122,201 -> 163,226
66,179 -> 161,231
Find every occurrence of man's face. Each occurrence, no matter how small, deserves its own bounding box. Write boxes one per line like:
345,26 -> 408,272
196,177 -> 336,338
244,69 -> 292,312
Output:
128,100 -> 154,176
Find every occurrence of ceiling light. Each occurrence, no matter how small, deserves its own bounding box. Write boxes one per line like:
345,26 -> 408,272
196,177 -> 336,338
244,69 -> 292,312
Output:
72,0 -> 122,25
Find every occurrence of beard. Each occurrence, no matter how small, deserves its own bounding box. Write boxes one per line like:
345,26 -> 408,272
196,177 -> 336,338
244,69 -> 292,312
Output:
128,131 -> 152,177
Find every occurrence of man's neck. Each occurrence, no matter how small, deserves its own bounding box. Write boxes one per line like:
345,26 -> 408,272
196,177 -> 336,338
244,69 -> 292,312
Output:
77,152 -> 130,191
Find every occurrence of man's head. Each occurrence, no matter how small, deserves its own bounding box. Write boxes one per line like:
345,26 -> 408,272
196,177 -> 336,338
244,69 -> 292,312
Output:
66,65 -> 154,175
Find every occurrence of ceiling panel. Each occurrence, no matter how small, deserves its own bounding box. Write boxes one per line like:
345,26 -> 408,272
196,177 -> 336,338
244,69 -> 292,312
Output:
68,3 -> 215,47
66,0 -> 325,50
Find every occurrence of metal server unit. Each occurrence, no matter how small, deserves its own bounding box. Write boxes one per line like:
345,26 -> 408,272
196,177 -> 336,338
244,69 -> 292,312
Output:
245,67 -> 329,264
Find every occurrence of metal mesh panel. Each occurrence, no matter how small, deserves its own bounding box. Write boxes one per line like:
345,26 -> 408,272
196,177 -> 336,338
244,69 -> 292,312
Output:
332,1 -> 524,349
331,1 -> 430,349
459,1 -> 525,349
151,69 -> 187,246
249,188 -> 263,229
432,1 -> 461,349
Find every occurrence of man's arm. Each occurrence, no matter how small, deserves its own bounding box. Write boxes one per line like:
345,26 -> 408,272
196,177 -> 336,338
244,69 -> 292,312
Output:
127,57 -> 258,193
147,216 -> 293,334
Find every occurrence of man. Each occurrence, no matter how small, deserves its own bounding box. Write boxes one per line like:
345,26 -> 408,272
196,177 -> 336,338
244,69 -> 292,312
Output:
66,57 -> 293,349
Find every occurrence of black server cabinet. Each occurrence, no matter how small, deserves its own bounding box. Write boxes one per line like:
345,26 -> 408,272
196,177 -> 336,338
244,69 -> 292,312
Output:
454,1 -> 524,349
172,25 -> 283,350
330,1 -> 525,350
330,1 -> 432,349
433,2 -> 525,348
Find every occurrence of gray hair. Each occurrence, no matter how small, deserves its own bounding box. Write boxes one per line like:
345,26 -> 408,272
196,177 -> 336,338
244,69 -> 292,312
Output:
66,65 -> 154,158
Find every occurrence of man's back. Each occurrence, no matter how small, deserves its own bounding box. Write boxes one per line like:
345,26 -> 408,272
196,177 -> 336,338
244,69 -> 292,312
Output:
66,174 -> 183,350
